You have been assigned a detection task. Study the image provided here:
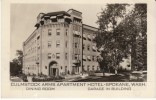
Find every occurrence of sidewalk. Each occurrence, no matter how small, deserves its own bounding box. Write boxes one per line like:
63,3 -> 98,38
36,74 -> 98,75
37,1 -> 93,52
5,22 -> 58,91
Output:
62,74 -> 82,82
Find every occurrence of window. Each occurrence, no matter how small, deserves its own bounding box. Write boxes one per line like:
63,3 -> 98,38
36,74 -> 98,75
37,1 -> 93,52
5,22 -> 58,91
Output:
92,66 -> 94,71
78,26 -> 81,32
38,46 -> 40,49
92,56 -> 95,61
48,41 -> 52,48
37,36 -> 40,40
75,43 -> 78,48
87,45 -> 90,51
56,53 -> 60,59
66,29 -> 68,36
48,29 -> 52,36
87,65 -> 90,71
65,41 -> 68,48
75,54 -> 78,60
65,53 -> 68,60
56,41 -> 60,47
47,19 -> 51,24
48,53 -> 51,59
56,29 -> 60,35
75,25 -> 78,31
37,54 -> 39,60
82,65 -> 85,71
58,18 -> 64,22
73,25 -> 75,31
83,44 -> 85,50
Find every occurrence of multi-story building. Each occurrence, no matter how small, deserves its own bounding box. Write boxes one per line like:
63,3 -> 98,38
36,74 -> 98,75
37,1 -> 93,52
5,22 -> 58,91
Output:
23,9 -> 131,76
23,9 -> 100,76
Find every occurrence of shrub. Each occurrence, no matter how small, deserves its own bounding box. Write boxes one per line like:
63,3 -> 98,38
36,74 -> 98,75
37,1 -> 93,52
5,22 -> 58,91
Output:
19,74 -> 28,82
32,75 -> 65,82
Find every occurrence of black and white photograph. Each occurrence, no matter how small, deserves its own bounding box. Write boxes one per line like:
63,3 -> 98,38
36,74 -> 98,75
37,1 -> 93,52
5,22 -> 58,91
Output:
2,0 -> 156,98
10,3 -> 147,82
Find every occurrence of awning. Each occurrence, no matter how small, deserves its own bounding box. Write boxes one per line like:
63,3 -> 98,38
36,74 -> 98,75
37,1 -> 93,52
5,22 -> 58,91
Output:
87,35 -> 91,40
87,56 -> 91,60
44,15 -> 50,19
75,31 -> 79,35
64,16 -> 72,22
72,63 -> 76,66
73,31 -> 81,36
40,20 -> 44,25
92,46 -> 97,51
83,34 -> 86,39
50,16 -> 57,19
78,32 -> 81,36
83,55 -> 86,60
35,23 -> 40,28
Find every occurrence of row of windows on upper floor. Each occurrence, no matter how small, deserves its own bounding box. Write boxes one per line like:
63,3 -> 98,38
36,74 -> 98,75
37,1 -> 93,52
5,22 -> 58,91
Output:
24,38 -> 39,50
83,65 -> 100,72
47,28 -> 96,42
25,39 -> 67,56
24,44 -> 40,56
47,24 -> 81,36
48,41 -> 100,53
24,65 -> 36,70
47,28 -> 68,36
25,30 -> 96,52
24,54 -> 40,62
24,28 -> 66,50
24,31 -> 97,56
24,41 -> 100,57
24,52 -> 99,62
47,53 -> 99,62
25,23 -> 95,48
39,18 -> 81,25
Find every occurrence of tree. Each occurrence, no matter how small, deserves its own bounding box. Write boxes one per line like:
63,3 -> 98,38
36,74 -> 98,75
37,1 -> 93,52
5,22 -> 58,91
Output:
94,4 -> 147,74
16,50 -> 23,66
95,4 -> 129,74
10,50 -> 23,76
116,4 -> 147,70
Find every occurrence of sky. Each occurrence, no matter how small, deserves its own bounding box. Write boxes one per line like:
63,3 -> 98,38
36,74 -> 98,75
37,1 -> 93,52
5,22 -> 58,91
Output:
10,4 -> 107,60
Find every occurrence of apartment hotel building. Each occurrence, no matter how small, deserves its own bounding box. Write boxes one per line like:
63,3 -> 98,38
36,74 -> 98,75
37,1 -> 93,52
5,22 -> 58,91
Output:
23,9 -> 101,76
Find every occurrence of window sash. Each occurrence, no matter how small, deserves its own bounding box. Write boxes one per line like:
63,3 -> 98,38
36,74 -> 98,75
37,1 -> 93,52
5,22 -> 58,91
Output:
56,29 -> 60,35
48,29 -> 52,35
56,53 -> 60,59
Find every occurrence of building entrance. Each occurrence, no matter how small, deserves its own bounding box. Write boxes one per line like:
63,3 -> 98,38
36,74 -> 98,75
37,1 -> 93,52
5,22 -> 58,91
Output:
49,61 -> 58,76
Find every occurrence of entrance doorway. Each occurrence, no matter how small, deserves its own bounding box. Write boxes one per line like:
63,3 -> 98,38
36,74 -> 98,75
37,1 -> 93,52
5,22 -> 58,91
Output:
72,66 -> 79,74
52,68 -> 57,76
49,61 -> 58,76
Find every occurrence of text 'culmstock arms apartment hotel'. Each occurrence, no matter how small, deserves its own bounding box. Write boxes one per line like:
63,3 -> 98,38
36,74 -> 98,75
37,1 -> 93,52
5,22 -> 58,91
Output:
23,9 -> 131,76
